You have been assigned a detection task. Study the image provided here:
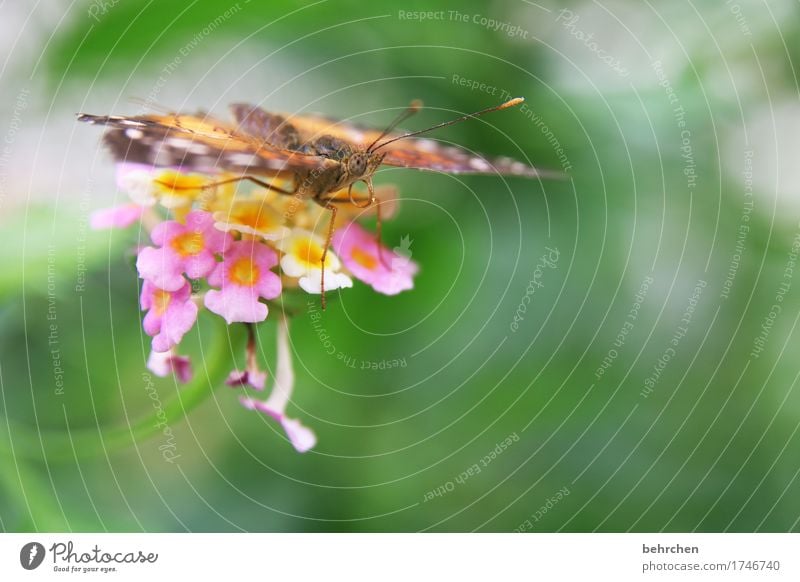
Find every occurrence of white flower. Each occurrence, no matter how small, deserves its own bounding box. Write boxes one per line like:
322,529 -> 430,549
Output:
213,199 -> 289,241
276,228 -> 352,294
116,163 -> 158,206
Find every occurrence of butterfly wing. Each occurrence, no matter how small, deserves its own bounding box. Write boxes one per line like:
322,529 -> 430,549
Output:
228,103 -> 303,151
279,111 -> 385,147
279,108 -> 556,178
77,113 -> 336,176
377,141 -> 551,178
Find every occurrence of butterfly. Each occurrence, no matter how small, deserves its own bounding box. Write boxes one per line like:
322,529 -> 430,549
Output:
79,97 -> 557,304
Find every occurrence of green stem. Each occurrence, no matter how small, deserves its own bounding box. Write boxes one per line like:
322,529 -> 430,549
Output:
0,318 -> 245,463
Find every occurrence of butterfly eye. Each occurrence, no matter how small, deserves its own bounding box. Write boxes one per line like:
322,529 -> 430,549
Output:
348,155 -> 367,175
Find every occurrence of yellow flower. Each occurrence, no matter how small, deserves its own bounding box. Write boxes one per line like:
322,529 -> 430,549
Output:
213,198 -> 290,241
276,228 -> 352,294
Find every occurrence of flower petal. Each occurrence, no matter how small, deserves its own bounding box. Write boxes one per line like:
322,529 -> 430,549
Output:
332,221 -> 418,295
239,398 -> 316,453
226,368 -> 266,391
147,350 -> 193,383
90,204 -> 144,230
204,287 -> 269,324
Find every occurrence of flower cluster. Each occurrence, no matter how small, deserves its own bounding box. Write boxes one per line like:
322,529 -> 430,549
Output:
91,164 -> 418,452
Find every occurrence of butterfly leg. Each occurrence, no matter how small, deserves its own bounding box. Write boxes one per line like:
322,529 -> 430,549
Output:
346,182 -> 390,270
321,183 -> 391,269
373,196 -> 391,270
318,200 -> 338,311
314,185 -> 375,310
155,175 -> 298,196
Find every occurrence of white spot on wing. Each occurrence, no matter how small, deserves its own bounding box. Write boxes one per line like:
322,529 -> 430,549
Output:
167,137 -> 194,148
151,147 -> 174,166
469,157 -> 492,171
125,128 -> 144,139
227,152 -> 260,167
416,139 -> 438,152
186,143 -> 210,154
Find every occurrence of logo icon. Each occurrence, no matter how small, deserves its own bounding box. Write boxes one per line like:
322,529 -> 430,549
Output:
392,235 -> 414,270
19,542 -> 45,570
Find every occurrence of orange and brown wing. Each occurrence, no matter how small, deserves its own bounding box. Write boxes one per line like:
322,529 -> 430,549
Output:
77,113 -> 336,175
282,109 -> 555,178
281,111 -> 387,147
377,140 -> 555,178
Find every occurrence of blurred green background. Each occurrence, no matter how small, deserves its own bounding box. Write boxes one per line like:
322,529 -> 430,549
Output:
2,0 -> 800,532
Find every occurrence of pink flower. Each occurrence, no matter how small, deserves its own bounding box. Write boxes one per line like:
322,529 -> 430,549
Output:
90,204 -> 144,230
332,222 -> 418,295
204,240 -> 282,324
141,279 -> 198,352
227,369 -> 267,390
239,316 -> 316,453
147,349 -> 193,383
137,210 -> 231,292
240,398 -> 317,453
226,325 -> 267,390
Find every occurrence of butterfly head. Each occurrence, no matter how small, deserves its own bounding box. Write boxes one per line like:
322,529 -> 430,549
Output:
345,151 -> 384,180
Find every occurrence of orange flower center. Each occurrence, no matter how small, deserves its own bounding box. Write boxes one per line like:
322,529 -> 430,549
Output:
170,232 -> 205,257
229,257 -> 260,286
155,171 -> 208,196
351,246 -> 378,270
231,202 -> 278,231
153,289 -> 172,315
292,239 -> 327,268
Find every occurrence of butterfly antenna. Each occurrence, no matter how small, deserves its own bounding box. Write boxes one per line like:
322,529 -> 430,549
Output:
367,100 -> 423,152
127,97 -> 174,115
371,97 -> 525,152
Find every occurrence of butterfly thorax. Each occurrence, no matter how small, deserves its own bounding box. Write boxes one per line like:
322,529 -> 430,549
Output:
297,134 -> 353,158
294,135 -> 383,199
